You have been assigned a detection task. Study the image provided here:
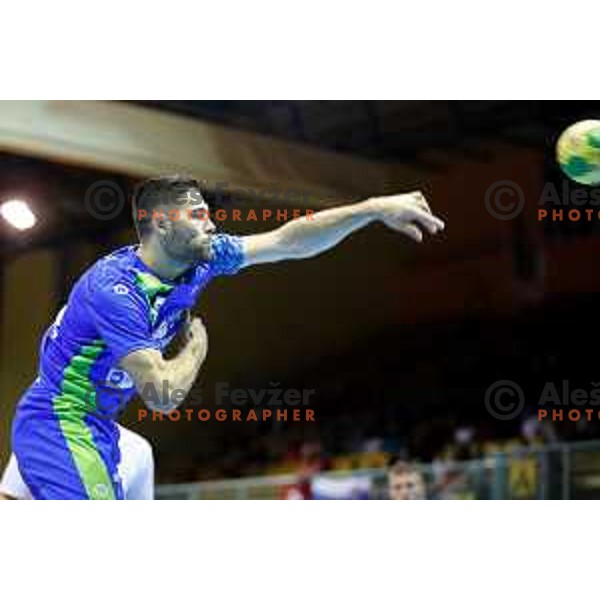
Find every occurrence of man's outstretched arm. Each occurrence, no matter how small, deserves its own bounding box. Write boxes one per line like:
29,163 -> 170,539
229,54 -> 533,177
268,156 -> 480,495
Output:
240,191 -> 445,268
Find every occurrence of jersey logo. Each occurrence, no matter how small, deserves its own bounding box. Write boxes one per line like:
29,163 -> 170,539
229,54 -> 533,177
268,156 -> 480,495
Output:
106,368 -> 135,390
92,483 -> 111,499
113,283 -> 130,295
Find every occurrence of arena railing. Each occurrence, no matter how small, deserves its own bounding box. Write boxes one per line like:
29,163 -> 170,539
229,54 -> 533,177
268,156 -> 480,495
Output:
155,439 -> 600,500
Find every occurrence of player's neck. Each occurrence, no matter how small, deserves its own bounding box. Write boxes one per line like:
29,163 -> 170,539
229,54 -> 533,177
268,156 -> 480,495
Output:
136,242 -> 191,281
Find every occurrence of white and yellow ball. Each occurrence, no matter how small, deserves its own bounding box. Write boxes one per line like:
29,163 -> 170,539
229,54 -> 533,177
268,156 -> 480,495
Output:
556,119 -> 600,186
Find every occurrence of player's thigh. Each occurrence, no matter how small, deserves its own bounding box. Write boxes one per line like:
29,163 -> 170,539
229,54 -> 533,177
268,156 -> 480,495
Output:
0,453 -> 32,500
13,412 -> 123,500
117,425 -> 154,500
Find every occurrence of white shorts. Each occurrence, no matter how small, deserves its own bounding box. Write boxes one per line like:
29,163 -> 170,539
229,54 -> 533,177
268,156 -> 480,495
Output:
0,424 -> 154,500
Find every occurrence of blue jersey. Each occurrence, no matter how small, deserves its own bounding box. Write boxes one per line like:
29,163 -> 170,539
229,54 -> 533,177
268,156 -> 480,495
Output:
12,234 -> 244,499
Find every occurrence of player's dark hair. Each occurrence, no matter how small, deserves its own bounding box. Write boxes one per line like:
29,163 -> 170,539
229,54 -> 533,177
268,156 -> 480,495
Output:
131,174 -> 207,239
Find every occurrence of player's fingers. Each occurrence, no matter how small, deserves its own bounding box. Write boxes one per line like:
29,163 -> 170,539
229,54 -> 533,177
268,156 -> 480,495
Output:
409,207 -> 445,234
397,223 -> 423,242
410,191 -> 432,214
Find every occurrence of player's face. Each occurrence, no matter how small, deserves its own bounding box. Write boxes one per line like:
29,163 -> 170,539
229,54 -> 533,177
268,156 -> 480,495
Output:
388,472 -> 426,500
160,191 -> 216,263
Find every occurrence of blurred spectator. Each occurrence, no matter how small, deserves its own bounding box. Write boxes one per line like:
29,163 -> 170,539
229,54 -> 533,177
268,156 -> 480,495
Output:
280,478 -> 312,500
387,457 -> 426,500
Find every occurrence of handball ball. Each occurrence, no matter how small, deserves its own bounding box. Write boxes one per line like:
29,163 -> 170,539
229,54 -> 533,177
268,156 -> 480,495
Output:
556,120 -> 600,186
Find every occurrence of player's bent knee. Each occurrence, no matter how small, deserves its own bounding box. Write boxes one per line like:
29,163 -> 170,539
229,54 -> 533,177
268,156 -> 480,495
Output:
0,491 -> 19,500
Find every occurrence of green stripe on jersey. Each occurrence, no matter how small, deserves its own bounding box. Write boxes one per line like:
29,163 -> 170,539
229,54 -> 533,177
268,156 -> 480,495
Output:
134,271 -> 174,298
134,270 -> 174,324
53,340 -> 116,499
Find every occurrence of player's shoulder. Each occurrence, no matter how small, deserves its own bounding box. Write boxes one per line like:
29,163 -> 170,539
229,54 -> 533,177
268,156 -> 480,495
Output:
82,246 -> 143,299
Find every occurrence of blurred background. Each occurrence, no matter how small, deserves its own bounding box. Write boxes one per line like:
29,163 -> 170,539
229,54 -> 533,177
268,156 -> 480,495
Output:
1,100 -> 600,499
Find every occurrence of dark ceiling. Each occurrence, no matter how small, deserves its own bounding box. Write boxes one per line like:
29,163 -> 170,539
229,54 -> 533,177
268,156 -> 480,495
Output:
133,100 -> 600,164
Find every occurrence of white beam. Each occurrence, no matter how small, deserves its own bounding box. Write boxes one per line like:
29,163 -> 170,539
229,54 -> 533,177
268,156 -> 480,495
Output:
0,101 -> 427,206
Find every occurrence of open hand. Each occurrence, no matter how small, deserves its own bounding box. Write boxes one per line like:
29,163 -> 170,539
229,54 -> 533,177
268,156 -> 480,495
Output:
369,191 -> 445,242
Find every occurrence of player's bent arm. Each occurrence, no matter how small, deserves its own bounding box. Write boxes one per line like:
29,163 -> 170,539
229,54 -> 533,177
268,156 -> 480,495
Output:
240,191 -> 445,268
120,318 -> 207,414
